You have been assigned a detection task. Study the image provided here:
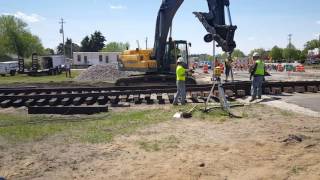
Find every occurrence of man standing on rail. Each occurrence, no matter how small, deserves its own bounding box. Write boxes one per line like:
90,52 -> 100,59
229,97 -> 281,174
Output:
250,52 -> 266,102
173,57 -> 187,105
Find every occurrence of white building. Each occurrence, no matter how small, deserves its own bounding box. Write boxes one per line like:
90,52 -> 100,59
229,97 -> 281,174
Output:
73,52 -> 120,67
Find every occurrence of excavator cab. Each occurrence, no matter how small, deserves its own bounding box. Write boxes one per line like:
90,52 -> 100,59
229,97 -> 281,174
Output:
164,40 -> 190,73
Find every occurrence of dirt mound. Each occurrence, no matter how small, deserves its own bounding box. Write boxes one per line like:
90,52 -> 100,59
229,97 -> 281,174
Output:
76,64 -> 132,82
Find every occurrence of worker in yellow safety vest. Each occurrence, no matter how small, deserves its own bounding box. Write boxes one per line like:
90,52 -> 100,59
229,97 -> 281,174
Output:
250,52 -> 267,102
173,57 -> 187,105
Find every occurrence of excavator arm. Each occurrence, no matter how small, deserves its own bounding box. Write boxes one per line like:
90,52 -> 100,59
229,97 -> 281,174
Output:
153,0 -> 237,66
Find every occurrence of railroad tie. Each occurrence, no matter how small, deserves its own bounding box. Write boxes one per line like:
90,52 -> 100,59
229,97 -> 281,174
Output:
119,95 -> 128,102
133,94 -> 142,104
236,90 -> 246,98
271,87 -> 282,95
49,98 -> 59,106
283,87 -> 294,93
157,93 -> 165,104
1,100 -> 12,108
62,98 -> 72,106
13,99 -> 24,107
109,96 -> 120,106
295,86 -> 305,93
97,96 -> 108,105
28,105 -> 109,115
36,99 -> 47,106
225,90 -> 234,97
85,97 -> 96,105
25,99 -> 35,107
72,97 -> 83,106
168,93 -> 174,104
191,93 -> 199,103
307,86 -> 318,93
264,88 -> 271,95
144,94 -> 153,104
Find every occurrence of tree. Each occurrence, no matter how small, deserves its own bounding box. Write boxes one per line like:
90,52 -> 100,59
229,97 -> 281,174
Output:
80,36 -> 91,52
249,48 -> 268,58
283,48 -> 299,62
90,31 -> 106,51
44,48 -> 55,55
304,39 -> 320,50
101,42 -> 130,52
80,31 -> 106,52
269,46 -> 283,62
232,49 -> 245,58
57,38 -> 80,58
0,15 -> 44,57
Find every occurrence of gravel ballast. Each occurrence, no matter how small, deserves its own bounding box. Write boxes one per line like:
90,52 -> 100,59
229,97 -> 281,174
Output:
76,64 -> 135,82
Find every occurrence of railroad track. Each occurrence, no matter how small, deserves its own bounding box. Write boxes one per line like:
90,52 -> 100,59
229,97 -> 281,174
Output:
0,80 -> 319,114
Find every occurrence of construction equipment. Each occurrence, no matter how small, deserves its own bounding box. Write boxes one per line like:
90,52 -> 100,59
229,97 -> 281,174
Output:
116,0 -> 237,86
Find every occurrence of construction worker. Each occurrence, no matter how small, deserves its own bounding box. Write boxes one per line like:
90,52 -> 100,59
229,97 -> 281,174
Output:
250,52 -> 266,102
225,57 -> 232,82
173,57 -> 187,105
65,61 -> 71,78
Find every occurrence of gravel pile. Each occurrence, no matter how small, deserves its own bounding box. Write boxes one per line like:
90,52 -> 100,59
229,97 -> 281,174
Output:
76,64 -> 133,82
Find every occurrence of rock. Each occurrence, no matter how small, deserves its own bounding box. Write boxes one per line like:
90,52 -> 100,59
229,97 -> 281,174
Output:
199,163 -> 205,167
76,64 -> 137,82
282,134 -> 305,143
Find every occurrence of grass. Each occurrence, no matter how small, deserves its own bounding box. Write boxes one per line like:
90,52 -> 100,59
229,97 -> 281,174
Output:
0,104 -> 242,144
0,108 -> 173,144
137,135 -> 180,152
0,70 -> 82,84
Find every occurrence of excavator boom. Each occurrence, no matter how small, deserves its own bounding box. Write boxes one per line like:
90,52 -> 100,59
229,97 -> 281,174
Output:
153,0 -> 237,69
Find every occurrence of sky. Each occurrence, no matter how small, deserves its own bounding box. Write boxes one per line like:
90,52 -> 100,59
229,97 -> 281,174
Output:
0,0 -> 319,55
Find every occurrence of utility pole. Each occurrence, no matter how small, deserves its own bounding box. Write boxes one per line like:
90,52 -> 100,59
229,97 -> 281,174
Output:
146,37 -> 148,50
288,34 -> 292,48
59,18 -> 66,61
318,33 -> 320,55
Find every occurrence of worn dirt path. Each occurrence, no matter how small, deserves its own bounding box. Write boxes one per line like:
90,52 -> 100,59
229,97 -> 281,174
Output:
1,105 -> 320,180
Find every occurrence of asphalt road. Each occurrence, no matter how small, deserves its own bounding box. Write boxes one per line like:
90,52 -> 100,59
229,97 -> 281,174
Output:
280,93 -> 320,112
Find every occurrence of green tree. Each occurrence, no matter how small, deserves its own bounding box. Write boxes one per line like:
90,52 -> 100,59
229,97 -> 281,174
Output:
269,46 -> 283,62
249,48 -> 269,58
90,31 -> 106,51
304,39 -> 319,50
44,48 -> 55,55
80,31 -> 106,52
80,36 -> 91,52
57,38 -> 80,58
232,49 -> 245,58
0,15 -> 44,57
283,48 -> 299,61
101,42 -> 130,52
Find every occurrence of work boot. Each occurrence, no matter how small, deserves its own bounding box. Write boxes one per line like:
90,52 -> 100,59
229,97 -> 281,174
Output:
249,97 -> 256,102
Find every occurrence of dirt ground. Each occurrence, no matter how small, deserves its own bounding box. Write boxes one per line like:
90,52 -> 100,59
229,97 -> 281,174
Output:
0,105 -> 319,180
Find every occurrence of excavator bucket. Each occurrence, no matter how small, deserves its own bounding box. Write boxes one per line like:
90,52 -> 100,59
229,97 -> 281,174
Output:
194,0 -> 237,53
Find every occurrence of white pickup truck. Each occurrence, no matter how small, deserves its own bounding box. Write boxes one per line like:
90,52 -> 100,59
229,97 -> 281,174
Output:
0,61 -> 19,76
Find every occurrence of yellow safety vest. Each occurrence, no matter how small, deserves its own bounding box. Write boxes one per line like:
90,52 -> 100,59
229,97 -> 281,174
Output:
255,60 -> 265,76
176,65 -> 186,81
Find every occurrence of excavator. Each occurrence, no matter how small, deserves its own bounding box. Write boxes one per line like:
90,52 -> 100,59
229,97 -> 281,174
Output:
116,0 -> 237,86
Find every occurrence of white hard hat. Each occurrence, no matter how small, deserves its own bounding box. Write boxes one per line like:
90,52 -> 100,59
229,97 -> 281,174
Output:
253,52 -> 260,57
177,57 -> 184,63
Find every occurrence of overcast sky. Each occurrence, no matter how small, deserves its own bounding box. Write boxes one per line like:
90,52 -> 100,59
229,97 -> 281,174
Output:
1,0 -> 319,55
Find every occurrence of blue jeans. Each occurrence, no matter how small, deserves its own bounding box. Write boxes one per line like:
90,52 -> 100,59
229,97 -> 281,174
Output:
251,76 -> 263,99
173,81 -> 186,105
